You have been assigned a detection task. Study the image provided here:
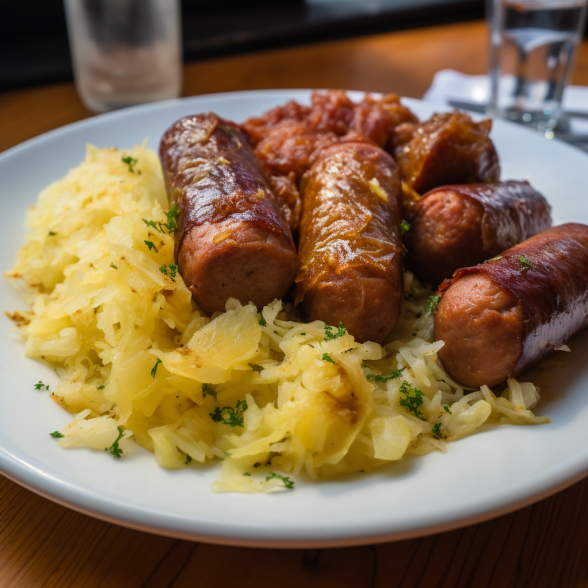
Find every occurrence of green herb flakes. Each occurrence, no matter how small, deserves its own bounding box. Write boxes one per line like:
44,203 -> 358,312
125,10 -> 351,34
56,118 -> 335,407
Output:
367,368 -> 404,383
107,427 -> 125,458
399,381 -> 426,421
519,255 -> 534,271
265,472 -> 294,489
324,322 -> 347,341
49,431 -> 64,438
209,399 -> 248,428
151,358 -> 162,378
121,155 -> 139,174
321,353 -> 335,363
400,219 -> 411,235
425,294 -> 441,317
202,383 -> 217,398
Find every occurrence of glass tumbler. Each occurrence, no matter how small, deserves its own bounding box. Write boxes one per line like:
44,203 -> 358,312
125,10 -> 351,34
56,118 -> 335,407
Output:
63,0 -> 182,113
487,0 -> 588,132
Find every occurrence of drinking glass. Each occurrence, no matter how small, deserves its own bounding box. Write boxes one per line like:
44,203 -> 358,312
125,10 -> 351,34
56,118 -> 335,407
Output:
487,0 -> 588,132
63,0 -> 183,113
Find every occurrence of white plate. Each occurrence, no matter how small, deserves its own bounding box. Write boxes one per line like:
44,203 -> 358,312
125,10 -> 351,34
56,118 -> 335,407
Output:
2,90 -> 588,549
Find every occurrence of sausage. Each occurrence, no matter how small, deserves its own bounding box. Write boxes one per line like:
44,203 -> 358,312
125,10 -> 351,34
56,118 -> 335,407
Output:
434,224 -> 588,388
159,113 -> 298,315
406,181 -> 552,284
393,111 -> 500,195
294,142 -> 404,343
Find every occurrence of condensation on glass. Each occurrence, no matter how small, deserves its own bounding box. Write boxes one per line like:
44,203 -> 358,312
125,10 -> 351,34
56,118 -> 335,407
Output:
487,0 -> 588,131
64,0 -> 182,112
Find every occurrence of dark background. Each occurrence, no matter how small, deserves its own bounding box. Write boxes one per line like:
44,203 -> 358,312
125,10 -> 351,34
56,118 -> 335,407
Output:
0,0 -> 490,91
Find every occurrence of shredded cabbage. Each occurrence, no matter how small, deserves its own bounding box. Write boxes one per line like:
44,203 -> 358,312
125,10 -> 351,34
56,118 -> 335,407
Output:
5,145 -> 549,493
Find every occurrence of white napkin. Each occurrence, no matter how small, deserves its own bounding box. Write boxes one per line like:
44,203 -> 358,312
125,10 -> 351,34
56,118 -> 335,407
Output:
423,69 -> 588,135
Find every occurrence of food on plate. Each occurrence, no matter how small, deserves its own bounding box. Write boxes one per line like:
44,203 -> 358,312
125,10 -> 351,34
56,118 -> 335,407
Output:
7,142 -> 548,493
405,181 -> 552,284
242,90 -> 418,179
392,111 -> 501,195
294,142 -> 404,343
435,223 -> 588,388
159,113 -> 298,315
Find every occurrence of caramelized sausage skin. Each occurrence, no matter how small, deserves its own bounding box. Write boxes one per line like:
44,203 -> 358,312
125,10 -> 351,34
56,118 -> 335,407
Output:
435,224 -> 588,388
294,142 -> 404,343
406,181 -> 552,284
159,113 -> 297,314
393,111 -> 500,194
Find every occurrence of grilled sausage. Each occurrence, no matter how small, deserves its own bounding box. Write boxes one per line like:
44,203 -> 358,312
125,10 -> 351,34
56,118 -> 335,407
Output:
435,224 -> 588,388
294,142 -> 404,343
159,113 -> 298,315
393,111 -> 500,195
406,181 -> 552,284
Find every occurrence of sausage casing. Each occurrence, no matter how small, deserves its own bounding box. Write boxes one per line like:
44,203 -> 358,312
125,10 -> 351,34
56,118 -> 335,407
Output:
435,224 -> 588,387
406,181 -> 552,284
294,142 -> 404,343
159,113 -> 297,314
393,111 -> 500,195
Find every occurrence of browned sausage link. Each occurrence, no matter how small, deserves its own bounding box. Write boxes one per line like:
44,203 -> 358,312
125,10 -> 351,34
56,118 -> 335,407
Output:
294,142 -> 404,343
159,113 -> 298,315
393,111 -> 500,195
406,181 -> 552,284
435,224 -> 588,388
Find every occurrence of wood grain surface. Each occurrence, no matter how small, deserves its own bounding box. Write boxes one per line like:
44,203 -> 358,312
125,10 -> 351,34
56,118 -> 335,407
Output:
1,19 -> 588,588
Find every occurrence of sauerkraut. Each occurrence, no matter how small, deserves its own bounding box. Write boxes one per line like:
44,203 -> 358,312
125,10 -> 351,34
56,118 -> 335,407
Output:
5,145 -> 548,493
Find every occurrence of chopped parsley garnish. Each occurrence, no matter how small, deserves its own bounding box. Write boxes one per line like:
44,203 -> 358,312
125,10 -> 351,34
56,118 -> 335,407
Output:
400,219 -> 411,235
367,368 -> 404,382
97,385 -> 105,390
49,431 -> 64,438
106,427 -> 125,458
259,316 -> 267,326
432,422 -> 442,439
164,204 -> 180,233
48,231 -> 57,236
443,404 -> 452,415
202,383 -> 217,398
321,353 -> 335,363
425,294 -> 441,317
34,381 -> 49,391
399,381 -> 426,421
151,358 -> 162,378
209,399 -> 248,428
300,332 -> 306,336
519,255 -> 534,271
109,263 -> 118,270
158,264 -> 178,279
121,155 -> 139,174
144,240 -> 158,253
361,362 -> 368,369
243,472 -> 252,476
324,322 -> 347,341
265,472 -> 294,489
143,219 -> 158,229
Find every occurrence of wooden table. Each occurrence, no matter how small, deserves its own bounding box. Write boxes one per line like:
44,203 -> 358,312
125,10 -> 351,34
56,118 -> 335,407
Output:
2,19 -> 588,588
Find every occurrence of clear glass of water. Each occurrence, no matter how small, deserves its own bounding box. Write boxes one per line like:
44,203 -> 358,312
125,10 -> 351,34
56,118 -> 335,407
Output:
63,0 -> 183,113
487,0 -> 588,132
